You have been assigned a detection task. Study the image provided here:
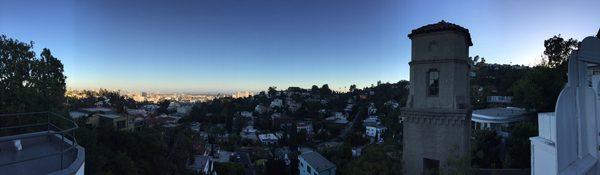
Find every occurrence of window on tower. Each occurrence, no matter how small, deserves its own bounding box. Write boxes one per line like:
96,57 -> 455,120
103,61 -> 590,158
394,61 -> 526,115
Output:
427,69 -> 439,96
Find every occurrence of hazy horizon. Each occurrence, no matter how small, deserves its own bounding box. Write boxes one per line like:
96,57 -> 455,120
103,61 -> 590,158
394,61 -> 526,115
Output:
2,0 -> 599,92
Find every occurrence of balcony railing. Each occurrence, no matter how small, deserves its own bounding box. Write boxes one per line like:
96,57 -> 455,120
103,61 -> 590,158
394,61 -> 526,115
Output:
0,112 -> 79,170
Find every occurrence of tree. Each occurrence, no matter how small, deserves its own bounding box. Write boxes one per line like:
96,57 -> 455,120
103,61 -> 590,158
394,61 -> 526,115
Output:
214,162 -> 244,175
510,66 -> 565,112
265,159 -> 287,175
543,35 -> 578,70
341,144 -> 402,175
471,130 -> 502,168
349,84 -> 357,92
268,86 -> 277,97
320,84 -> 332,96
0,35 -> 66,113
311,85 -> 319,93
506,122 -> 537,168
157,99 -> 172,114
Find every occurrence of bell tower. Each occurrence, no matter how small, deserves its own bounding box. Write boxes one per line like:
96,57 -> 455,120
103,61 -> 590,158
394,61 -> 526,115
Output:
402,20 -> 472,174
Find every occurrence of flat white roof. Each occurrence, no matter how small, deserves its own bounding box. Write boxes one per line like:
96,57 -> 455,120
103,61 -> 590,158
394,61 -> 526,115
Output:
472,107 -> 527,123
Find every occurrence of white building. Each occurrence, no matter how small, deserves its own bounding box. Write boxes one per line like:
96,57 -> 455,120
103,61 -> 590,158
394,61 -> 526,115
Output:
188,155 -> 215,175
486,96 -> 513,104
297,121 -> 314,135
190,122 -> 201,133
270,99 -> 284,108
299,151 -> 336,175
240,111 -> 253,118
325,112 -> 349,124
530,36 -> 600,175
471,107 -> 527,137
255,104 -> 267,114
240,126 -> 258,141
363,116 -> 381,126
368,103 -> 377,115
287,101 -> 302,112
258,133 -> 279,145
365,124 -> 387,143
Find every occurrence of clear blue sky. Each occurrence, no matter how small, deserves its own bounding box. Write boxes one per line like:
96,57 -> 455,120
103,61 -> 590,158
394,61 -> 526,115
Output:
1,0 -> 599,93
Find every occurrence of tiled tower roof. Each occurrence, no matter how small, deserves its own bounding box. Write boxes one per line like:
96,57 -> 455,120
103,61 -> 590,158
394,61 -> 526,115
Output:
408,20 -> 473,46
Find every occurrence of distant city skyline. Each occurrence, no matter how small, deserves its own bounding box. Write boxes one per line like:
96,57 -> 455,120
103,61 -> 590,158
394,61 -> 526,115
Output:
1,0 -> 599,93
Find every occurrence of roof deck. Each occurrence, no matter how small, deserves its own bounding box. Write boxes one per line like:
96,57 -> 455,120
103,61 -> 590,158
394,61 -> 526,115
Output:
0,112 -> 85,175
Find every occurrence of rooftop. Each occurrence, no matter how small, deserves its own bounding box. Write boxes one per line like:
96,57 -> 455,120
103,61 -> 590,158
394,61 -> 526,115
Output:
299,151 -> 336,173
97,113 -> 122,119
472,107 -> 527,123
408,20 -> 473,46
188,155 -> 210,171
0,112 -> 85,175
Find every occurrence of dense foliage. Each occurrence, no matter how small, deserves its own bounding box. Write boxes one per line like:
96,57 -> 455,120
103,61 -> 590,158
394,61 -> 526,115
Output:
340,143 -> 402,175
76,122 -> 194,175
506,122 -> 537,168
0,35 -> 66,113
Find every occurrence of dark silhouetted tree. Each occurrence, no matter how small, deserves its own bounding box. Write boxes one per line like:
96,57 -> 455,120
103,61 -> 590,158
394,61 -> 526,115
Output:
543,35 -> 578,71
320,84 -> 332,96
506,122 -> 537,168
268,86 -> 277,97
311,85 -> 319,93
0,35 -> 66,113
349,84 -> 357,92
510,66 -> 564,112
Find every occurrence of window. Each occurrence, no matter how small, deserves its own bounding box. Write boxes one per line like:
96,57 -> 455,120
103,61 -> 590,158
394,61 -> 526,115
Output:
427,69 -> 439,96
307,165 -> 312,174
116,121 -> 126,129
428,41 -> 438,52
423,158 -> 440,175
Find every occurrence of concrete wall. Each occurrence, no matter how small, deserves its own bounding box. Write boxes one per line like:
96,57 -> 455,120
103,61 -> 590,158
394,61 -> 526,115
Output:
473,168 -> 530,175
402,110 -> 471,174
530,137 -> 557,175
408,31 -> 471,110
402,29 -> 472,174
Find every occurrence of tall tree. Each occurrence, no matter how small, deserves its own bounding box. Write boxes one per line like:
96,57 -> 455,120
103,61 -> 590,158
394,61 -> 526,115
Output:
510,66 -> 564,112
506,122 -> 537,168
320,84 -> 332,96
268,86 -> 277,97
543,35 -> 578,70
311,85 -> 319,93
0,35 -> 66,113
349,84 -> 357,92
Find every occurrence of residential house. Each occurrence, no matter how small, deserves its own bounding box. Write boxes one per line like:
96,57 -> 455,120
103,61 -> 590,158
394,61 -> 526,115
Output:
325,112 -> 348,124
365,123 -> 386,143
298,151 -> 336,175
88,113 -> 134,131
367,103 -> 377,115
270,99 -> 284,108
240,126 -> 258,142
297,121 -> 314,135
240,111 -> 253,118
258,133 -> 279,145
486,96 -> 513,104
471,107 -> 527,137
188,155 -> 215,175
363,116 -> 381,126
255,104 -> 268,114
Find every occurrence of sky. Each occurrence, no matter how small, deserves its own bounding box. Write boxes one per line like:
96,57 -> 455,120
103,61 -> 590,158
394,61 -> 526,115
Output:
1,0 -> 599,93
